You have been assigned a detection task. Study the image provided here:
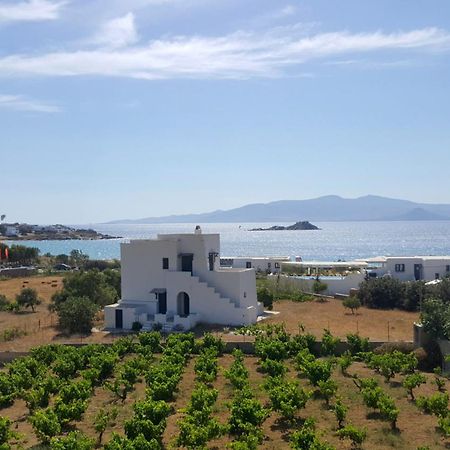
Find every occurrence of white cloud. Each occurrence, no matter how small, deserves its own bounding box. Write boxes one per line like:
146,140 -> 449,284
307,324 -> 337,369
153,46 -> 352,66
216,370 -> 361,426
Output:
0,26 -> 448,80
91,12 -> 139,49
0,0 -> 67,23
0,94 -> 61,112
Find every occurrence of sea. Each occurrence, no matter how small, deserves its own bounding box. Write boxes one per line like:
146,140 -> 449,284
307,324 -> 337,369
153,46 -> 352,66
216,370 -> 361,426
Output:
4,221 -> 450,262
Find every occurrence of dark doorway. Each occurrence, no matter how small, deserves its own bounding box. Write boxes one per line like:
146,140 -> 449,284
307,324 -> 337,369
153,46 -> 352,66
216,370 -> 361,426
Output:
414,264 -> 422,281
181,254 -> 193,274
115,309 -> 123,329
177,292 -> 190,317
158,292 -> 167,314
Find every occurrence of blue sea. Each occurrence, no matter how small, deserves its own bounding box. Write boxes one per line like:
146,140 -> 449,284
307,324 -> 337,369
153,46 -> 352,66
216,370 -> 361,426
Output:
5,221 -> 450,262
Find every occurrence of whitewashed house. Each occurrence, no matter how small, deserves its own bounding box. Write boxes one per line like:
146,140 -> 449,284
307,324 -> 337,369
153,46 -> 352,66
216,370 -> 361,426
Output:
104,228 -> 262,331
364,256 -> 450,281
220,256 -> 290,273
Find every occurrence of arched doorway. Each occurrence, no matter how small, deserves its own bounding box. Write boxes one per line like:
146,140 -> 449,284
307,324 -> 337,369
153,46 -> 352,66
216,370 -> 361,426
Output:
177,292 -> 190,317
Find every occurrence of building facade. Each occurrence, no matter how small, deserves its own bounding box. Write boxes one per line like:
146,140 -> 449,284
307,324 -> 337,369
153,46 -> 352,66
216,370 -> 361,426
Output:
104,229 -> 262,331
220,256 -> 290,273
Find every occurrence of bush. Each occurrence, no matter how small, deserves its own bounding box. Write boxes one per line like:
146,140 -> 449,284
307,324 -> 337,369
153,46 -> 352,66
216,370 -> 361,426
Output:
266,378 -> 310,420
132,321 -> 143,332
358,277 -> 404,309
57,296 -> 98,334
16,287 -> 41,312
50,431 -> 94,449
374,341 -> 414,355
342,297 -> 361,314
0,295 -> 10,312
420,298 -> 450,339
313,280 -> 328,295
321,329 -> 339,356
336,425 -> 366,449
29,408 -> 62,444
346,334 -> 369,355
0,416 -> 14,449
257,287 -> 274,310
290,418 -> 334,450
333,398 -> 348,429
416,392 -> 449,417
403,373 -> 427,400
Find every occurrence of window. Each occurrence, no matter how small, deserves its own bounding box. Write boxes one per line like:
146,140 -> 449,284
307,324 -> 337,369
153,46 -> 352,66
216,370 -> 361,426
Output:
446,265 -> 450,272
246,261 -> 252,269
436,273 -> 440,280
395,264 -> 405,272
243,292 -> 247,298
274,262 -> 280,269
162,258 -> 169,270
267,262 -> 271,269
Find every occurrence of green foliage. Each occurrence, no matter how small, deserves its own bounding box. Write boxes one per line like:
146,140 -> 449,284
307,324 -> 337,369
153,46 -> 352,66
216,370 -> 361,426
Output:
290,418 -> 335,450
257,287 -> 274,310
225,349 -> 249,390
367,350 -> 417,382
0,417 -> 13,449
138,331 -> 162,352
260,358 -> 288,377
297,356 -> 334,387
333,398 -> 348,429
360,383 -> 399,429
255,337 -> 288,361
342,297 -> 361,314
194,348 -> 219,383
346,334 -> 370,355
266,378 -> 310,420
197,332 -> 225,355
29,408 -> 62,444
228,389 -> 269,442
57,296 -> 98,334
104,433 -> 160,450
438,415 -> 450,437
177,384 -> 223,450
7,244 -> 40,264
16,287 -> 41,312
94,408 -> 118,444
312,280 -> 328,295
50,431 -> 94,450
51,269 -> 119,311
420,298 -> 450,339
336,425 -> 366,449
337,352 -> 353,375
357,277 -> 405,309
416,392 -> 449,417
321,329 -> 339,356
403,373 -> 427,400
0,295 -> 10,312
317,379 -> 338,405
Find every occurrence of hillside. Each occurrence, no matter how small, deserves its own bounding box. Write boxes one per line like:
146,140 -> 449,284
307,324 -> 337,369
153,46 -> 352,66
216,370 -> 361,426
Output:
106,195 -> 450,224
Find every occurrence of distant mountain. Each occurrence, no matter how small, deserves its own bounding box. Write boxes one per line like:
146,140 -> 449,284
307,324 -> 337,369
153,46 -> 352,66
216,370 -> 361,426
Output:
106,195 -> 450,224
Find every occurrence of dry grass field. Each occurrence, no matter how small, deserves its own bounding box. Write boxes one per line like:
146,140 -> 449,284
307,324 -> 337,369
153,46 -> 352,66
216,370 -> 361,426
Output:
0,275 -> 420,352
0,275 -> 113,351
1,352 -> 449,449
264,298 -> 420,342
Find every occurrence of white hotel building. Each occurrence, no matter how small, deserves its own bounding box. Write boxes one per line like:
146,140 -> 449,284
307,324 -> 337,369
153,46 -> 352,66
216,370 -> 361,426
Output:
104,228 -> 262,331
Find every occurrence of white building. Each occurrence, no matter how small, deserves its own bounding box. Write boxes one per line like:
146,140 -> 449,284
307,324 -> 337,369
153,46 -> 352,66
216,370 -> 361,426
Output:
364,256 -> 450,281
220,256 -> 290,273
104,228 -> 262,331
4,226 -> 19,237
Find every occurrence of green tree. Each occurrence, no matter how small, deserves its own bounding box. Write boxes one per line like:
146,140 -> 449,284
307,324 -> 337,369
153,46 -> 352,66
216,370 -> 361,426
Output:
357,277 -> 404,309
16,287 -> 41,312
420,298 -> 450,339
342,297 -> 361,315
57,296 -> 98,334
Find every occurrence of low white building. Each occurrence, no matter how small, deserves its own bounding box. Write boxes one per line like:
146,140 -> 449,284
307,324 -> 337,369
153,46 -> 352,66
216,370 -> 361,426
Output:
4,226 -> 19,237
104,228 -> 262,331
220,256 -> 290,273
364,256 -> 450,281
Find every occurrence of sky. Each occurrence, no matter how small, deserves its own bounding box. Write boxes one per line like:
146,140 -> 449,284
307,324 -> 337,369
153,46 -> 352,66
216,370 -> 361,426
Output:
1,0 -> 449,224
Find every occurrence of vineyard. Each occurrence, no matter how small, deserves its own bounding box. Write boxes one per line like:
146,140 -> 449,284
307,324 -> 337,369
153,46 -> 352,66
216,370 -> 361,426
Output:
0,327 -> 449,449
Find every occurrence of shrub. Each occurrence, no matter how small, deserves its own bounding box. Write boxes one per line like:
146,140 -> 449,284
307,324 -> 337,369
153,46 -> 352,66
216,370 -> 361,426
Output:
29,408 -> 62,444
132,321 -> 143,332
403,373 -> 427,400
0,416 -> 14,449
346,334 -> 369,355
416,392 -> 449,417
337,352 -> 353,375
50,431 -> 94,450
333,398 -> 348,429
317,379 -> 338,405
257,287 -> 274,310
266,378 -> 310,420
260,359 -> 288,377
290,418 -> 335,450
357,277 -> 404,309
342,297 -> 361,315
57,296 -> 98,334
420,298 -> 450,339
336,425 -> 366,449
94,408 -> 118,444
16,288 -> 41,312
313,280 -> 328,295
0,295 -> 10,312
321,329 -> 339,356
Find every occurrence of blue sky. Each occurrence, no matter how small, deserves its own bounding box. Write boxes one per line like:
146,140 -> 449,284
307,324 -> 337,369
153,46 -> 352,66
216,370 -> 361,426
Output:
1,0 -> 449,224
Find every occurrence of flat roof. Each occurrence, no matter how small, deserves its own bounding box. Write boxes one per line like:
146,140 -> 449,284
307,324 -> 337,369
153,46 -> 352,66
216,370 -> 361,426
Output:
284,261 -> 368,268
220,256 -> 291,260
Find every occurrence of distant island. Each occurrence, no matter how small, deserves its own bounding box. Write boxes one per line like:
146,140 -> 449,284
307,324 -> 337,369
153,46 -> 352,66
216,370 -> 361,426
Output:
105,195 -> 450,224
0,223 -> 120,241
250,221 -> 320,231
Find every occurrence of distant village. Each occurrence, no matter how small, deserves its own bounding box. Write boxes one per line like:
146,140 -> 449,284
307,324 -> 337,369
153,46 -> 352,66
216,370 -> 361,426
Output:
0,221 -> 118,241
